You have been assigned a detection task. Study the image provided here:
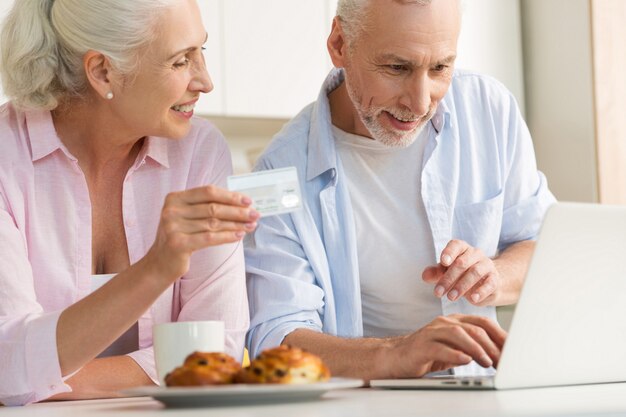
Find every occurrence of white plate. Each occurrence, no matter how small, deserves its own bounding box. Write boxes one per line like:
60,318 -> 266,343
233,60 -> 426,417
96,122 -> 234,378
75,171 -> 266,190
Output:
121,377 -> 363,407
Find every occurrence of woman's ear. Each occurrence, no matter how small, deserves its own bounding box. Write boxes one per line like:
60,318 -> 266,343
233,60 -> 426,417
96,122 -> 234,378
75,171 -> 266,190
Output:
327,17 -> 349,69
83,50 -> 115,100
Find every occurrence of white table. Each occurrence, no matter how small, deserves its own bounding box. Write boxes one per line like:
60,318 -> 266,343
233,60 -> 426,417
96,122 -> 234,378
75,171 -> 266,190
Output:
4,384 -> 626,417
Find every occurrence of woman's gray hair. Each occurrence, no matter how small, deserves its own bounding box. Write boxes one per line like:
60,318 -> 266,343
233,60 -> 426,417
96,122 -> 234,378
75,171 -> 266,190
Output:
0,0 -> 176,110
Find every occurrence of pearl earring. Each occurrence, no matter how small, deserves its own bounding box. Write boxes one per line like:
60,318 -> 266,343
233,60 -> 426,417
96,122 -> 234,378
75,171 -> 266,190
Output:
105,92 -> 114,100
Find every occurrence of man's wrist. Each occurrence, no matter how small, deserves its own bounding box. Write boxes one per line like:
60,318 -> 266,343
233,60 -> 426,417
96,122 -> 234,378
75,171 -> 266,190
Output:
371,335 -> 401,379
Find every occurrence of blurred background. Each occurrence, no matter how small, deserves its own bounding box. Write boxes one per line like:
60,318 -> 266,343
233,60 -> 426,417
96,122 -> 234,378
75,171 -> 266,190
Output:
0,0 -> 624,328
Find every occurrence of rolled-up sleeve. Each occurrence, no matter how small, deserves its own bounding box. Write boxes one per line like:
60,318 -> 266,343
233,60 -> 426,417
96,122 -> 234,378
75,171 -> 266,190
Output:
126,347 -> 158,384
168,140 -> 250,365
499,92 -> 557,249
178,241 -> 249,363
0,205 -> 71,406
244,210 -> 325,359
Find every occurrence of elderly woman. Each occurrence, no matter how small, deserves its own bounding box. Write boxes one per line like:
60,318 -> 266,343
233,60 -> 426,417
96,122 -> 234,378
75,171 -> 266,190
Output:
0,0 -> 258,406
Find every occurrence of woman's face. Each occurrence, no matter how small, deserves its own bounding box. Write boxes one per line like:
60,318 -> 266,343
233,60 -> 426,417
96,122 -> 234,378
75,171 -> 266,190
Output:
110,0 -> 212,140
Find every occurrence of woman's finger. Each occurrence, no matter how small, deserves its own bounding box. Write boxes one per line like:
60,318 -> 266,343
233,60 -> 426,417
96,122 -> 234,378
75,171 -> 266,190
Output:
186,230 -> 247,250
173,185 -> 252,206
164,218 -> 256,235
177,202 -> 259,223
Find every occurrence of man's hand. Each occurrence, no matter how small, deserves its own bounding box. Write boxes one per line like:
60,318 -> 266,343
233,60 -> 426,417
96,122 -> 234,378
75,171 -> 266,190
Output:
422,239 -> 499,305
389,314 -> 506,378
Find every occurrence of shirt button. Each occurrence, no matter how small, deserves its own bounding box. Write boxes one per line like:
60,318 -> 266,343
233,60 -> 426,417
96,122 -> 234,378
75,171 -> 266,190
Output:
49,385 -> 56,390
126,219 -> 135,228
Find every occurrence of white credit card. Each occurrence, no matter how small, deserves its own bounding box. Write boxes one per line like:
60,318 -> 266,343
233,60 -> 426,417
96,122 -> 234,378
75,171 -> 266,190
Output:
227,167 -> 302,217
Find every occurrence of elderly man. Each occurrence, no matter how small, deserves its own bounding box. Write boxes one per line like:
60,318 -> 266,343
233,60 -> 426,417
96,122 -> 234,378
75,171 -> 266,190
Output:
244,0 -> 555,380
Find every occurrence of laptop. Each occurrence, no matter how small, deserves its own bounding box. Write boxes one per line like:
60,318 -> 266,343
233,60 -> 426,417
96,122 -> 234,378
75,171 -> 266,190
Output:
371,202 -> 626,390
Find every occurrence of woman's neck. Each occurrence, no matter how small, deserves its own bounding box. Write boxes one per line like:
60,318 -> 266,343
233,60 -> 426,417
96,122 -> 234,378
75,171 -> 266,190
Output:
51,97 -> 144,177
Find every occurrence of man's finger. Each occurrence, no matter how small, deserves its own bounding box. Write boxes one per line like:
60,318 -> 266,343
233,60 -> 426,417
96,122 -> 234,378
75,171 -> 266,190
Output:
459,322 -> 502,368
447,258 -> 493,301
422,264 -> 446,283
457,315 -> 507,350
433,326 -> 493,368
440,239 -> 470,266
466,273 -> 498,305
434,247 -> 482,298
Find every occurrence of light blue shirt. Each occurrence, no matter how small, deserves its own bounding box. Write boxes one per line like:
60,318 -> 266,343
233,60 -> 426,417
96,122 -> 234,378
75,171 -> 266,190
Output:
244,69 -> 556,376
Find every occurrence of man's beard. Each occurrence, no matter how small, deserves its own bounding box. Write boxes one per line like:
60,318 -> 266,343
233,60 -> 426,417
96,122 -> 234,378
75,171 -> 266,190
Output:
344,77 -> 435,148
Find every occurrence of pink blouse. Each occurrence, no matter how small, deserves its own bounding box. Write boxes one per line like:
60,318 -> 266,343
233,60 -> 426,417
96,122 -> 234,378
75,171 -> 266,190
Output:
0,103 -> 249,406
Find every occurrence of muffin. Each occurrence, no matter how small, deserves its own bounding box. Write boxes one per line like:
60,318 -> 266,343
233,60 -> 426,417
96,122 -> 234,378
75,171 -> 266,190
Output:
237,345 -> 331,384
164,351 -> 241,386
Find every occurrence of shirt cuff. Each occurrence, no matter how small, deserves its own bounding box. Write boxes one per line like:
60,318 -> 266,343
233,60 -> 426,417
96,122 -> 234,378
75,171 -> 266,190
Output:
248,319 -> 322,359
126,347 -> 158,385
24,311 -> 72,404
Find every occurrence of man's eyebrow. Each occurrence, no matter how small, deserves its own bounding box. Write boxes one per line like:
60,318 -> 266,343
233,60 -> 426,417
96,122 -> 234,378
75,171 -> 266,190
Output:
436,55 -> 457,65
376,53 -> 414,65
167,33 -> 209,60
375,53 -> 457,66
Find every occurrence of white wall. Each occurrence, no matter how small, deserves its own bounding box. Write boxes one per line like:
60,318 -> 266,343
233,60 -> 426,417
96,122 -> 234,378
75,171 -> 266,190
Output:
520,0 -> 598,203
457,0 -> 525,110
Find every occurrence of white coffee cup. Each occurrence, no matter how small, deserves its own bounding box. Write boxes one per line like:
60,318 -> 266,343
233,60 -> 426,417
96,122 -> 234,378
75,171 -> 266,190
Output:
152,321 -> 225,385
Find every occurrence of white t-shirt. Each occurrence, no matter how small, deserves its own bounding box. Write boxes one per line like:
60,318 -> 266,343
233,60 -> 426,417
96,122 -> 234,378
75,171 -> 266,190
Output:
333,125 -> 442,337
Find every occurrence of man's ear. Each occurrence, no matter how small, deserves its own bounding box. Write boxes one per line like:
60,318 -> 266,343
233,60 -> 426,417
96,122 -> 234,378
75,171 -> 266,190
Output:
83,50 -> 115,99
327,17 -> 349,68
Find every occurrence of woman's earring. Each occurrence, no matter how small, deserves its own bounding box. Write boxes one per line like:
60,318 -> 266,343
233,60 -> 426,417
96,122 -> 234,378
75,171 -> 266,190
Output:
105,92 -> 114,100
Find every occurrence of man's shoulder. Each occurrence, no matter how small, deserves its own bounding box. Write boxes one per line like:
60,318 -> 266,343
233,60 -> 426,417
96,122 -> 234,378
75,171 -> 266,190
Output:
445,70 -> 520,122
449,70 -> 516,105
254,103 -> 316,170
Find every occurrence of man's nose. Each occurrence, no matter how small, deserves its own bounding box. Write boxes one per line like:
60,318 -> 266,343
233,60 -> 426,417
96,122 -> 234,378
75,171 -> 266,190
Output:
401,73 -> 431,117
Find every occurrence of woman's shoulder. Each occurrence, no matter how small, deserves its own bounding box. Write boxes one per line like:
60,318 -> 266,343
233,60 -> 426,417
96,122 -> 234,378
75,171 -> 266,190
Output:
181,116 -> 229,156
161,116 -> 232,186
0,102 -> 33,166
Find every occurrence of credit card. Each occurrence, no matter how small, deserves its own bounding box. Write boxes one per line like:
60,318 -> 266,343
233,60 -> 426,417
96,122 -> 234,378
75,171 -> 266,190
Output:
227,167 -> 302,217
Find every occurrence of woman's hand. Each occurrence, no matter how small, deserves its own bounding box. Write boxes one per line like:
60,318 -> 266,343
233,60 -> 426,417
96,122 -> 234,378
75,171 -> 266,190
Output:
146,185 -> 259,282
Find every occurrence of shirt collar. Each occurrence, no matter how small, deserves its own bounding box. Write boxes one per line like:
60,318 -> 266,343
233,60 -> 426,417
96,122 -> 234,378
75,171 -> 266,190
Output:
26,109 -> 170,168
430,100 -> 449,134
137,136 -> 170,168
306,68 -> 452,181
306,68 -> 345,181
26,109 -> 68,162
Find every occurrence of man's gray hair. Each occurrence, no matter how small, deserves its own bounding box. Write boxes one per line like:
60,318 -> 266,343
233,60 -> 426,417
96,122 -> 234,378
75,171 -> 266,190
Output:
336,0 -> 462,45
0,0 -> 177,110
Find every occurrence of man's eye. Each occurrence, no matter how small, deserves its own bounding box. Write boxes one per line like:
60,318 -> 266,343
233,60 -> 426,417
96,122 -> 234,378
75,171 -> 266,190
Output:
433,64 -> 448,72
388,64 -> 407,72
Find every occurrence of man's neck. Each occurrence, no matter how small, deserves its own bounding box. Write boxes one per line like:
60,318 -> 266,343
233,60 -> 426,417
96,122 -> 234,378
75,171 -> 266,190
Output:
328,80 -> 372,139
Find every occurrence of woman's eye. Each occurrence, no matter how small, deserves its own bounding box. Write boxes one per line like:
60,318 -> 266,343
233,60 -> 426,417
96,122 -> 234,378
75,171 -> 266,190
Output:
173,58 -> 190,68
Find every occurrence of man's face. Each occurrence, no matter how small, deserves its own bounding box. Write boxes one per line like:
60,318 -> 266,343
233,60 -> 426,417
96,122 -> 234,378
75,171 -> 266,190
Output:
335,0 -> 460,147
